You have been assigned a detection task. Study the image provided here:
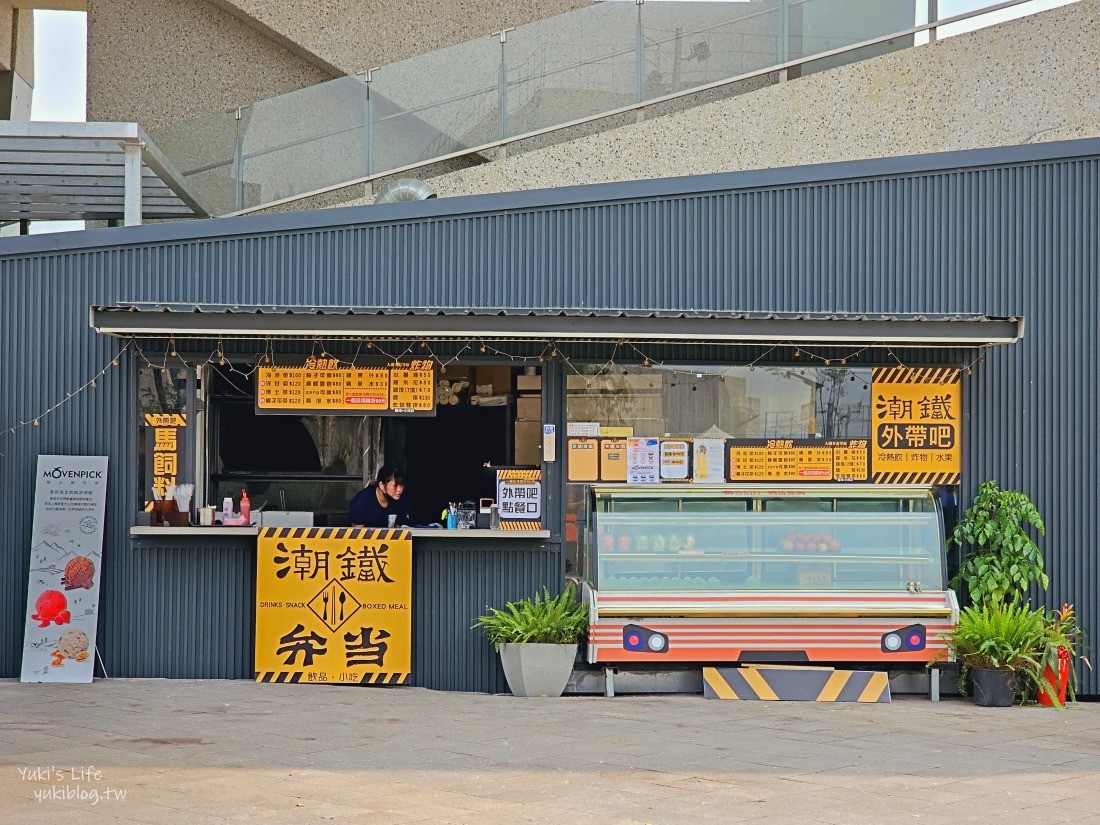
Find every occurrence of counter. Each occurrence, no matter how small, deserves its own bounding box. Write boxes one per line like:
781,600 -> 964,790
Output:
130,526 -> 550,540
127,524 -> 561,692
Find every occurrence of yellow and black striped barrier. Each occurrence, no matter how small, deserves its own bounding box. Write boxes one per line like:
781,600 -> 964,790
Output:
256,671 -> 409,685
703,666 -> 891,703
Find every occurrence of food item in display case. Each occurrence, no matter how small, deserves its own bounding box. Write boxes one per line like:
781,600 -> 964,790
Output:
634,534 -> 649,553
617,533 -> 632,552
779,532 -> 842,553
600,531 -> 615,553
651,534 -> 666,553
678,534 -> 703,555
668,534 -> 682,553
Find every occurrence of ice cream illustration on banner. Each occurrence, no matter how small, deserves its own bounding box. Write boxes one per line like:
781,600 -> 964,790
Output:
31,590 -> 71,627
51,629 -> 89,667
61,556 -> 96,590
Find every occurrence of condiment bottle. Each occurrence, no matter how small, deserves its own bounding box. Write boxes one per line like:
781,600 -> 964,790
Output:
240,489 -> 251,525
222,496 -> 234,523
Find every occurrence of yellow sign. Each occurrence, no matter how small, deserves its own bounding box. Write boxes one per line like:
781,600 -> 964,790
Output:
727,438 -> 869,482
256,358 -> 435,416
871,367 -> 961,484
255,527 -> 411,685
567,437 -> 599,482
144,413 -> 186,503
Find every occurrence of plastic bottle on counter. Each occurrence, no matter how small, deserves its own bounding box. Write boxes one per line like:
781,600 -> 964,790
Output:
222,496 -> 234,524
240,489 -> 251,525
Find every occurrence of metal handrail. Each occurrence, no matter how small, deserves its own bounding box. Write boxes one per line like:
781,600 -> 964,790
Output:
203,0 -> 1043,217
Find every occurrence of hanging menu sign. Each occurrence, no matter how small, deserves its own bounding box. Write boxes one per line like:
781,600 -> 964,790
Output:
659,439 -> 691,481
256,357 -> 436,416
727,438 -> 870,482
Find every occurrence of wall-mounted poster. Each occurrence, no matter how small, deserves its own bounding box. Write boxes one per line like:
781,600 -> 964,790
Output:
497,469 -> 543,530
693,438 -> 725,484
255,527 -> 412,685
21,455 -> 109,684
627,437 -> 660,484
659,440 -> 691,481
870,368 -> 961,484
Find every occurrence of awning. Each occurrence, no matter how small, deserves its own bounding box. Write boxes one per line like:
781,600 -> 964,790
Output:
0,121 -> 209,224
90,304 -> 1024,346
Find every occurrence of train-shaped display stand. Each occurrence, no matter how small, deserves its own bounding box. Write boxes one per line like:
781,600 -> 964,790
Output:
579,484 -> 959,697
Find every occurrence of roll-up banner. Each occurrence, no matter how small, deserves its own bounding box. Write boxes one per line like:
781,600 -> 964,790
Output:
21,455 -> 109,683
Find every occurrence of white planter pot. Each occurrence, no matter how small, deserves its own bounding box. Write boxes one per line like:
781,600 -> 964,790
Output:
498,643 -> 578,697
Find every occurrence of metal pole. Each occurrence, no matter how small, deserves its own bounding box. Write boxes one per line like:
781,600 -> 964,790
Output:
928,0 -> 939,44
232,107 -> 245,213
778,0 -> 790,81
634,0 -> 645,105
364,67 -> 379,177
122,138 -> 144,226
494,27 -> 515,144
18,219 -> 29,235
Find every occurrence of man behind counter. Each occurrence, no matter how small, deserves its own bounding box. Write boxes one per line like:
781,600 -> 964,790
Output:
349,466 -> 409,528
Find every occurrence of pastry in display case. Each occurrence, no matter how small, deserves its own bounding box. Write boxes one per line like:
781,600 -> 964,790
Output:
581,484 -> 958,665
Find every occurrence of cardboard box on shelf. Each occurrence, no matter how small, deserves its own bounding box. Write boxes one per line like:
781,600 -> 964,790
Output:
516,374 -> 542,392
476,366 -> 512,396
514,420 -> 542,465
516,395 -> 542,421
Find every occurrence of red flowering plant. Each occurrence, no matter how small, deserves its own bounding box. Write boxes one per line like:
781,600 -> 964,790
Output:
1033,603 -> 1091,708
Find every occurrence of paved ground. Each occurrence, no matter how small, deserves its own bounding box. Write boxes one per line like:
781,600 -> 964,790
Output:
1,679 -> 1099,825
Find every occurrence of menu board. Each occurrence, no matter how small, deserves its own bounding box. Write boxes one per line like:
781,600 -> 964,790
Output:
728,439 -> 869,482
257,357 -> 436,416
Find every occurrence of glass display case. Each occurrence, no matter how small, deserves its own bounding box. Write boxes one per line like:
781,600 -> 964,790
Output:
591,485 -> 945,593
583,485 -> 957,666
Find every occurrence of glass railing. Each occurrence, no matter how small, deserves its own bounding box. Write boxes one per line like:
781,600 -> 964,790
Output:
148,0 -> 1053,216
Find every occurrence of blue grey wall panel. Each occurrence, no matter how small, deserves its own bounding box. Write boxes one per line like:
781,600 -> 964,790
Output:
1,140 -> 1098,691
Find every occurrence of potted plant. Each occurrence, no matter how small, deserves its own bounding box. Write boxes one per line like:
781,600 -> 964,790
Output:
940,600 -> 1047,707
473,584 -> 588,698
1034,603 -> 1091,708
950,480 -> 1048,606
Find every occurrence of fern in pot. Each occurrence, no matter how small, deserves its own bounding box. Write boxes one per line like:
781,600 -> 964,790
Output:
473,585 -> 587,697
943,600 -> 1047,707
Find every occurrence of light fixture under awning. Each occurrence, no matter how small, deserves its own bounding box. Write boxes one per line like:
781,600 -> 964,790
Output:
89,304 -> 1024,347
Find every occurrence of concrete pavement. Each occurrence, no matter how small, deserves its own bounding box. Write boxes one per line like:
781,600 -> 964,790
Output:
2,679 -> 1099,824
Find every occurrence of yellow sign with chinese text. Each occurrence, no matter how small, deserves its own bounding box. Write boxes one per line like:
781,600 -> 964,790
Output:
144,413 -> 186,504
870,367 -> 961,484
255,527 -> 412,685
256,358 -> 435,416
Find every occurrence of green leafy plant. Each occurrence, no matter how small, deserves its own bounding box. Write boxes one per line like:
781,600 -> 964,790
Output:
938,600 -> 1047,703
473,585 -> 588,651
950,481 -> 1047,606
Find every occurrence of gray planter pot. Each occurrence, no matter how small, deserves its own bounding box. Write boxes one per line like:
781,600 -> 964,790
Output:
498,643 -> 578,697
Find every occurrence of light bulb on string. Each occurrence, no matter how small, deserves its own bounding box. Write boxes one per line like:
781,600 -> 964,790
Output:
33,419 -> 39,427
170,337 -> 177,357
794,349 -> 800,358
112,359 -> 119,367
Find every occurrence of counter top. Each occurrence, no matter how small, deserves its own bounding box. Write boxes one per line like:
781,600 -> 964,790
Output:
131,526 -> 259,536
130,526 -> 550,539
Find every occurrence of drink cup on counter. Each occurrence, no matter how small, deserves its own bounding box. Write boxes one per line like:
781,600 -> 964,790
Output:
199,507 -> 216,526
387,514 -> 397,528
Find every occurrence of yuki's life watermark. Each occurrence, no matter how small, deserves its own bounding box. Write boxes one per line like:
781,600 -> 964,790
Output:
18,765 -> 127,804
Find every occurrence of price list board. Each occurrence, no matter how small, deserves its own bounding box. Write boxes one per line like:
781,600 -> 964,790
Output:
257,358 -> 436,417
727,439 -> 869,482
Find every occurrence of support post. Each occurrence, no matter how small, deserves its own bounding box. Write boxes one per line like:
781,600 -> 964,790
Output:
494,27 -> 515,143
928,0 -> 939,44
929,667 -> 940,702
634,0 -> 645,104
232,107 -> 245,213
604,667 -> 616,698
364,67 -> 379,178
122,138 -> 144,226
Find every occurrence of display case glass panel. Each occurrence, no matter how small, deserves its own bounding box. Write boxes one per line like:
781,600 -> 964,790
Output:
592,485 -> 944,593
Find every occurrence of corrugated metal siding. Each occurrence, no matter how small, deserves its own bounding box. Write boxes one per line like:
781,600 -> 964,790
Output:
412,541 -> 562,693
1,142 -> 1097,691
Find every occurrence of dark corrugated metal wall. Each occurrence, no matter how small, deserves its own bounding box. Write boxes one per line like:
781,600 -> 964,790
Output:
1,143 -> 1097,690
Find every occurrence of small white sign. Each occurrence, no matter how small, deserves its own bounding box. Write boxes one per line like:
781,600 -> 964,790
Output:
659,440 -> 691,480
693,438 -> 725,484
497,479 -> 542,520
567,421 -> 600,437
543,424 -> 557,462
21,455 -> 109,684
627,437 -> 660,484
